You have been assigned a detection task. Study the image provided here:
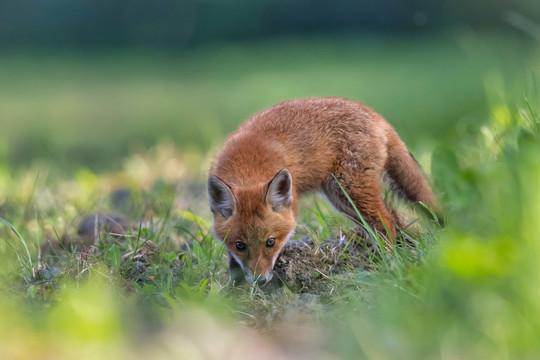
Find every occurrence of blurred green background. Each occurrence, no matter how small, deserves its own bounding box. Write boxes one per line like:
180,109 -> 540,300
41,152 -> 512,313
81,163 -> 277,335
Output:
1,0 -> 538,172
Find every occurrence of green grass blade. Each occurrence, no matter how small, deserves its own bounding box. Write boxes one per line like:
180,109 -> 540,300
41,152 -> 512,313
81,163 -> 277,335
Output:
0,216 -> 33,272
108,244 -> 121,272
330,174 -> 384,247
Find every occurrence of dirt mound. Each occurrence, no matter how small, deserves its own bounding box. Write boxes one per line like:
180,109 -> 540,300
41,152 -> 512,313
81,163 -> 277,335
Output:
41,210 -> 374,297
267,236 -> 372,294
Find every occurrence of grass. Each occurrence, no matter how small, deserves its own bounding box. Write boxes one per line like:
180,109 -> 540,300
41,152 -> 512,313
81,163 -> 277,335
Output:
1,33 -> 540,359
0,32 -> 531,172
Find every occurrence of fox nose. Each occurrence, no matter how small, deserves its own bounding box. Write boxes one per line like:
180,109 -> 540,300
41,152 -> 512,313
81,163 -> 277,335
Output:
244,268 -> 274,284
254,271 -> 273,284
246,272 -> 270,284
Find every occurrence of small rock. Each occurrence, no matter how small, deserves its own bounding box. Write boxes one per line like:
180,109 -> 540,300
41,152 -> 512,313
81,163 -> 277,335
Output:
111,189 -> 132,211
78,213 -> 130,244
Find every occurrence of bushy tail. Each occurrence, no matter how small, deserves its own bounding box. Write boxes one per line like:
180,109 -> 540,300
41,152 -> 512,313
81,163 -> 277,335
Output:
384,128 -> 443,225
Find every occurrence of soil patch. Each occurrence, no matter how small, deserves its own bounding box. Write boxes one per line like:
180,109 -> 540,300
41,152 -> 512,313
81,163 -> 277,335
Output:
266,235 -> 373,294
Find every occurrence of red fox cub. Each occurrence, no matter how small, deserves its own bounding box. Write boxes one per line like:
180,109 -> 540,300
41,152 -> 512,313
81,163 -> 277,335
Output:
208,97 -> 440,283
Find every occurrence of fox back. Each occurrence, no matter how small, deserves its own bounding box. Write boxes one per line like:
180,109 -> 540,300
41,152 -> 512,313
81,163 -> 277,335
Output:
208,97 -> 439,283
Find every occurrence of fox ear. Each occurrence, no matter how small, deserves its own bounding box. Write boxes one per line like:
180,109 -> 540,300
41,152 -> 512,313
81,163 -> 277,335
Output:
266,168 -> 293,212
208,176 -> 235,219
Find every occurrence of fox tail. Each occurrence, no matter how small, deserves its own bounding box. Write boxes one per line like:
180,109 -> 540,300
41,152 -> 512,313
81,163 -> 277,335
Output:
384,127 -> 444,226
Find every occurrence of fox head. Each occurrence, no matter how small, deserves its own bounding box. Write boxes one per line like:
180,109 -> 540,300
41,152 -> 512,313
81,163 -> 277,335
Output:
207,168 -> 296,284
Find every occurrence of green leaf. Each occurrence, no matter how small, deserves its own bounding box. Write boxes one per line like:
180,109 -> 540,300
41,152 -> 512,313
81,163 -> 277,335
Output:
142,284 -> 156,294
108,244 -> 121,272
160,251 -> 177,263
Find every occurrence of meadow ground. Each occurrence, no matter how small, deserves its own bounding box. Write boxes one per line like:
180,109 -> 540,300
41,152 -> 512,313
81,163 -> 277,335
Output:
1,33 -> 540,359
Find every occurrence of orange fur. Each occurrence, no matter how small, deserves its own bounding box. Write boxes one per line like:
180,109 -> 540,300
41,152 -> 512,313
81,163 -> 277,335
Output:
208,97 -> 439,283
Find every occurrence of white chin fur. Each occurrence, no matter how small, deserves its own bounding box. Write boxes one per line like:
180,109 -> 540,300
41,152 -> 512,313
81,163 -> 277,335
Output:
229,251 -> 245,271
244,271 -> 254,283
264,270 -> 274,282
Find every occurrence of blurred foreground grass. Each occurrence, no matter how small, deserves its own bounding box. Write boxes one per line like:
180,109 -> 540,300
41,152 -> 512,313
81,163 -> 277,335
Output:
1,33 -> 540,359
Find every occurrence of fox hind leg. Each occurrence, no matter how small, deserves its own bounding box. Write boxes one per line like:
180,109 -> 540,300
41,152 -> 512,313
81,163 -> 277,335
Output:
322,170 -> 396,249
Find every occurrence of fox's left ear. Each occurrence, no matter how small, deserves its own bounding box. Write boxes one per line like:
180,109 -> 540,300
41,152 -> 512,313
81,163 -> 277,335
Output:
266,168 -> 293,212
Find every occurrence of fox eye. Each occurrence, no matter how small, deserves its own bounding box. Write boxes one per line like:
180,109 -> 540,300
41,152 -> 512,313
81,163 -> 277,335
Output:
235,241 -> 246,251
266,238 -> 275,248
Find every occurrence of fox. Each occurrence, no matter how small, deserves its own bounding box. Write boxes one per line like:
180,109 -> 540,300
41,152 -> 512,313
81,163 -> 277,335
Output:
208,97 -> 440,284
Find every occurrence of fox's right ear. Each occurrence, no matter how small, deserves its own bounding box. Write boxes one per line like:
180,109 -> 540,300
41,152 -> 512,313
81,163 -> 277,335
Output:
208,176 -> 236,219
266,168 -> 293,212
